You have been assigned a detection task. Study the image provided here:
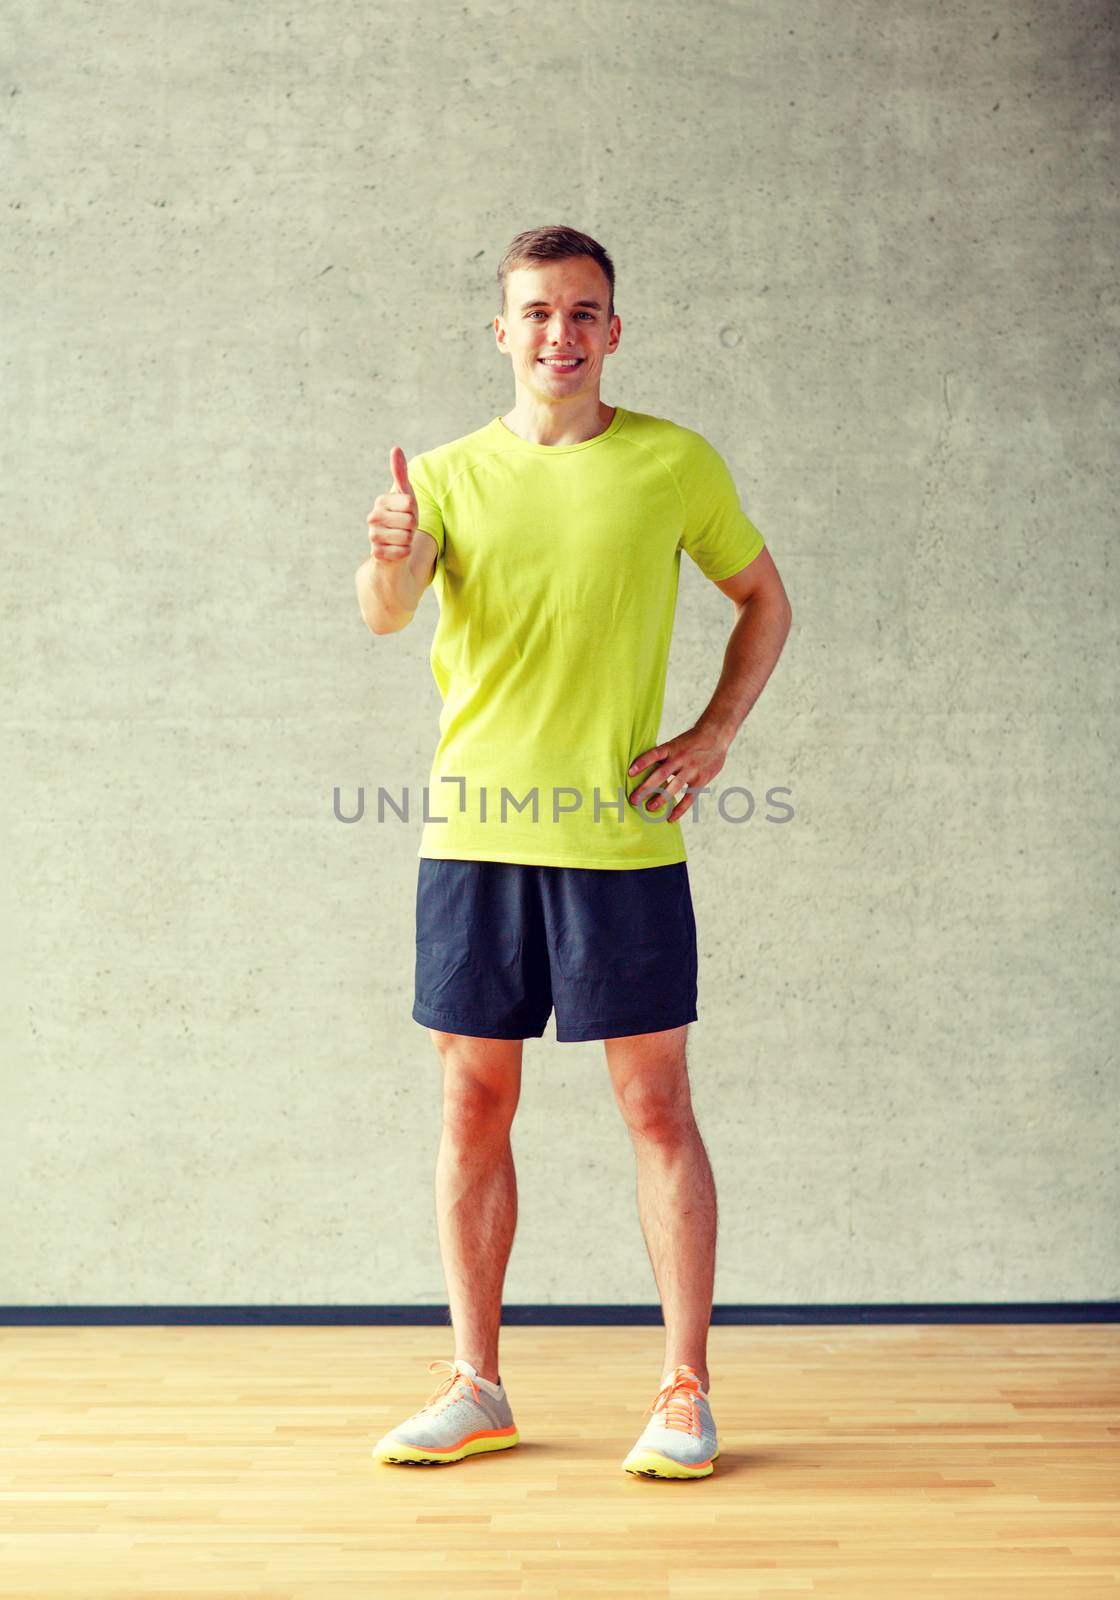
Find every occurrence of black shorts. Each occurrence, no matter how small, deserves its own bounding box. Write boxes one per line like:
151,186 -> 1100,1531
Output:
412,858 -> 698,1043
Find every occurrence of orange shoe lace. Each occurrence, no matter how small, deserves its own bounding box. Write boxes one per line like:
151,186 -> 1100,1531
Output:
420,1358 -> 481,1414
647,1367 -> 704,1436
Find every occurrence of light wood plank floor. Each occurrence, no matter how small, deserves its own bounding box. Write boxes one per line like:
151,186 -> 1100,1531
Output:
2,1323 -> 1117,1597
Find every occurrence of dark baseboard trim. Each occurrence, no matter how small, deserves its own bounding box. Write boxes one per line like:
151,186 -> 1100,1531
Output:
0,1303 -> 1117,1326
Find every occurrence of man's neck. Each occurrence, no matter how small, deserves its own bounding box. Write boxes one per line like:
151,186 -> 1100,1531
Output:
500,400 -> 615,448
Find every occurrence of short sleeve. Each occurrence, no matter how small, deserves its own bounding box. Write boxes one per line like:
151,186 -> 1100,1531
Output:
677,432 -> 765,583
406,453 -> 445,558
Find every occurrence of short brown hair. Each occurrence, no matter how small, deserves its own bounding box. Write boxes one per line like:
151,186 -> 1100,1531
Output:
497,226 -> 616,321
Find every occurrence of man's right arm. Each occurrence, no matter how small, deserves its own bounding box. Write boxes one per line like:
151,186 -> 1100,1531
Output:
357,445 -> 440,634
355,528 -> 439,634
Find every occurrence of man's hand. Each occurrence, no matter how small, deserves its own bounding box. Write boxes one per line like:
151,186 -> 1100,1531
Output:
627,723 -> 733,824
367,446 -> 419,563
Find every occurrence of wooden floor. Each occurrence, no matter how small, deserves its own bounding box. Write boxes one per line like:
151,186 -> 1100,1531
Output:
2,1323 -> 1118,1597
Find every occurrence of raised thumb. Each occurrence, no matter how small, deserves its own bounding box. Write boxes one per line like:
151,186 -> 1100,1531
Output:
389,444 -> 414,501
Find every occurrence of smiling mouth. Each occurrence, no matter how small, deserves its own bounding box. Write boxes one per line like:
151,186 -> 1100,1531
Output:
539,358 -> 584,368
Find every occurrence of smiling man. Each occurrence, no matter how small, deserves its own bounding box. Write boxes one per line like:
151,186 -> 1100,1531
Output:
357,225 -> 792,1478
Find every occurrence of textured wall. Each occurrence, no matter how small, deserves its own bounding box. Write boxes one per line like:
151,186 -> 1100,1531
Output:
3,0 -> 1117,1306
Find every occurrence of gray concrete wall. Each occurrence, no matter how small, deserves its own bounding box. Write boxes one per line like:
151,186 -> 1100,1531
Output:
3,0 -> 1117,1306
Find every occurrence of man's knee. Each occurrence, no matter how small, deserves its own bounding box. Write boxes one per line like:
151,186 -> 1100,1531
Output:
430,1029 -> 522,1130
617,1086 -> 697,1140
606,1028 -> 694,1137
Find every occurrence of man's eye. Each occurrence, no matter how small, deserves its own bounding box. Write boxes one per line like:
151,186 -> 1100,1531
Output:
526,311 -> 593,319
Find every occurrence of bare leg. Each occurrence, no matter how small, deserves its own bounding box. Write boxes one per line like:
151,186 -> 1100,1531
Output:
430,1030 -> 523,1387
605,1027 -> 716,1392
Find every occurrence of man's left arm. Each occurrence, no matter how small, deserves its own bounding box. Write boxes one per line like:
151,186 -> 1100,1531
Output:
627,548 -> 793,823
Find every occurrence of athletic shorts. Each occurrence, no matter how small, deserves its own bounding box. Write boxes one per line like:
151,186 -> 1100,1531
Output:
412,858 -> 698,1043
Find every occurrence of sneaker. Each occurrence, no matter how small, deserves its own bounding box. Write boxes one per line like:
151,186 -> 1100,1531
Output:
621,1364 -> 720,1478
371,1358 -> 520,1466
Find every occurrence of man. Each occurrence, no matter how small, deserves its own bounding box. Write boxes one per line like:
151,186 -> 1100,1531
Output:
356,226 -> 792,1478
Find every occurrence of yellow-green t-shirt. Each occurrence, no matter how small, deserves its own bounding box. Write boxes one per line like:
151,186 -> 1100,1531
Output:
405,405 -> 765,870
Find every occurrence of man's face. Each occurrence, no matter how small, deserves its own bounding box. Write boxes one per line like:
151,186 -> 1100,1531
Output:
495,258 -> 620,399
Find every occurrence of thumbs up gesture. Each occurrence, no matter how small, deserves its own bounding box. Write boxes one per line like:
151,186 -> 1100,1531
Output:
367,446 -> 419,563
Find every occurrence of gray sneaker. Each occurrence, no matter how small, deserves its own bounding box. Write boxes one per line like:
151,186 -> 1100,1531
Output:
371,1358 -> 520,1466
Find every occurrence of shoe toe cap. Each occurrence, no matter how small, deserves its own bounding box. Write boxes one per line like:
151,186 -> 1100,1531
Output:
638,1425 -> 717,1466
